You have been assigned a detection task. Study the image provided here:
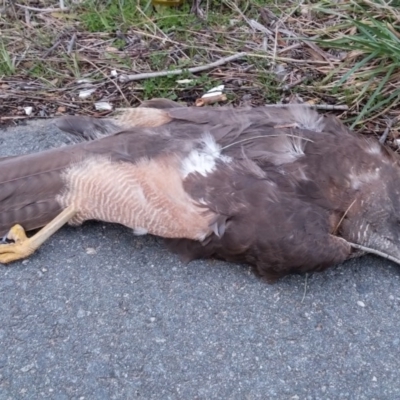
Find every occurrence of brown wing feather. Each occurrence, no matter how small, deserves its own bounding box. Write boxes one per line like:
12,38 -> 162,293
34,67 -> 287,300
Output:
0,148 -> 77,236
167,161 -> 352,282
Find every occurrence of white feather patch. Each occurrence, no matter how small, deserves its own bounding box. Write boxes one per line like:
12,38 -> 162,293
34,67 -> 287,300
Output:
286,134 -> 306,157
289,106 -> 325,132
348,168 -> 380,190
181,134 -> 231,178
364,141 -> 381,155
262,134 -> 307,166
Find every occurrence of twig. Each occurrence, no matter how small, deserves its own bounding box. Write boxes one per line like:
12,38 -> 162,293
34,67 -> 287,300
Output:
118,52 -> 248,83
281,77 -> 307,91
67,33 -> 77,56
0,116 -> 33,121
301,273 -> 308,303
248,19 -> 273,36
14,4 -> 69,13
333,199 -> 357,235
312,104 -> 348,111
272,103 -> 347,111
43,40 -> 61,58
348,241 -> 400,266
272,24 -> 279,66
224,103 -> 347,110
379,116 -> 399,144
24,8 -> 30,26
278,43 -> 302,55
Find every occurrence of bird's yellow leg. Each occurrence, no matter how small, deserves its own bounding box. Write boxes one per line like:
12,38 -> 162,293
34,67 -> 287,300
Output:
0,205 -> 77,264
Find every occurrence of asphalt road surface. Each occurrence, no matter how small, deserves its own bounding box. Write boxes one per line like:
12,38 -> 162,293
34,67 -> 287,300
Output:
0,119 -> 399,400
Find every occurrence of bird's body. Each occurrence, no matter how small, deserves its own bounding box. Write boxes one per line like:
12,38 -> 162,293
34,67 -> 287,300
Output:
1,99 -> 400,282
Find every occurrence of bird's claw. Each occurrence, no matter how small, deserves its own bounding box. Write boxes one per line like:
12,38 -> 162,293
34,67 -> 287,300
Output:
0,206 -> 77,265
0,224 -> 34,264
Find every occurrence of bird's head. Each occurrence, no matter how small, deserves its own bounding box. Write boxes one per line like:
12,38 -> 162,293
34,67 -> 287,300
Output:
339,154 -> 400,264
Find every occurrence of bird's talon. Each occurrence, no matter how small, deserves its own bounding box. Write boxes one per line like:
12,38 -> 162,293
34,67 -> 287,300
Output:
5,224 -> 28,243
0,225 -> 33,264
0,206 -> 77,265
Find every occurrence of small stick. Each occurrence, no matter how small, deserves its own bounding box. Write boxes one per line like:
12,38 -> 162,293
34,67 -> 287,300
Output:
14,4 -> 69,13
272,24 -> 279,67
24,8 -> 30,26
118,52 -> 247,83
67,33 -> 77,55
312,104 -> 348,111
333,199 -> 357,235
260,103 -> 348,111
379,116 -> 398,144
348,241 -> 400,266
281,77 -> 307,91
301,273 -> 308,304
0,116 -> 33,121
43,39 -> 61,58
278,43 -> 302,55
275,103 -> 343,109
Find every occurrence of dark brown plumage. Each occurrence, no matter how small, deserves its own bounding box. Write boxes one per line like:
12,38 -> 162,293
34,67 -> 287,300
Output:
1,99 -> 400,282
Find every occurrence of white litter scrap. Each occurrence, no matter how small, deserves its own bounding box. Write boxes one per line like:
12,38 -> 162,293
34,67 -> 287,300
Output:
79,88 -> 96,99
202,85 -> 225,98
24,106 -> 33,116
76,79 -> 93,84
195,85 -> 227,107
111,69 -> 118,77
176,79 -> 194,84
95,101 -> 113,111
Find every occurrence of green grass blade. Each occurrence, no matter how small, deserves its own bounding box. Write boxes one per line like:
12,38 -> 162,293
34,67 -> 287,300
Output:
336,52 -> 377,86
351,64 -> 396,128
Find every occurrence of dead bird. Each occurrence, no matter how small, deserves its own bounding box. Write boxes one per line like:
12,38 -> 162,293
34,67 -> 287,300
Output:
1,99 -> 399,282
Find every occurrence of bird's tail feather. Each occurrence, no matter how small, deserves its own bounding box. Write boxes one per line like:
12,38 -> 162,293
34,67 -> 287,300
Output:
0,145 -> 82,236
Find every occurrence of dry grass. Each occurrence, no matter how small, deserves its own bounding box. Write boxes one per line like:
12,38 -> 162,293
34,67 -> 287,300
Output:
0,0 -> 399,143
